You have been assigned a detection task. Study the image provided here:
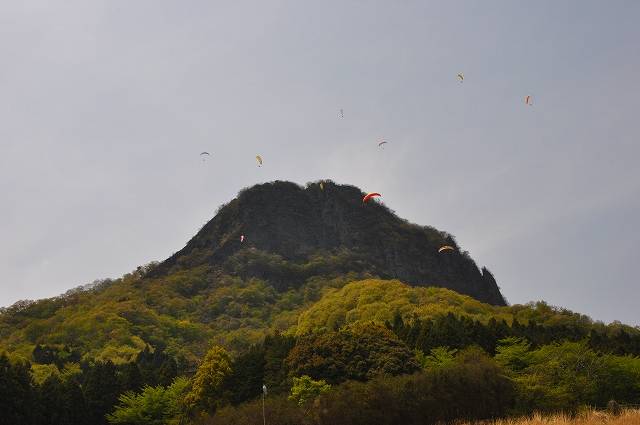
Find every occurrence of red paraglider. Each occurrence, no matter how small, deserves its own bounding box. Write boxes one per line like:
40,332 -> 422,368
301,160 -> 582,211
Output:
362,192 -> 381,203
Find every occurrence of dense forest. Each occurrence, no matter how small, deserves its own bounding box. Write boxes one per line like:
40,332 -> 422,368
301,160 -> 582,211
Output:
2,309 -> 640,424
1,182 -> 639,424
3,277 -> 639,425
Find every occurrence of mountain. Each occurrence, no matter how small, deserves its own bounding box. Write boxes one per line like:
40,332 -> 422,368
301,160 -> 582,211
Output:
3,181 -> 640,425
0,180 -> 510,365
152,180 -> 506,305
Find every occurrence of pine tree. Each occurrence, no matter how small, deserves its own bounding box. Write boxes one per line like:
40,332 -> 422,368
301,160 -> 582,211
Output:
83,361 -> 121,425
0,354 -> 37,425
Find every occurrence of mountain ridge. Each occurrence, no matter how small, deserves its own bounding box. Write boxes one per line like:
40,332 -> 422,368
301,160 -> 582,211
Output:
150,180 -> 506,306
0,180 -> 521,365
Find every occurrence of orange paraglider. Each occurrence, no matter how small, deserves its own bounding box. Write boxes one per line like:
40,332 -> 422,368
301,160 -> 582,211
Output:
362,192 -> 381,203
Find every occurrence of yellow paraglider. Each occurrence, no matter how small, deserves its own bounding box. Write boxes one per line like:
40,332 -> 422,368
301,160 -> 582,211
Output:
319,182 -> 324,191
256,155 -> 263,167
457,73 -> 464,82
438,245 -> 455,253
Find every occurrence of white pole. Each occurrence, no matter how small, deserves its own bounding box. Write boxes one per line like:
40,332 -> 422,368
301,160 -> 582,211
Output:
262,391 -> 266,425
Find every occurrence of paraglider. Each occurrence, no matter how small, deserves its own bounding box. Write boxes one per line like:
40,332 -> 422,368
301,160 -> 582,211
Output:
362,192 -> 381,203
240,235 -> 245,243
319,182 -> 324,191
200,152 -> 210,156
256,155 -> 263,166
378,140 -> 387,147
339,109 -> 344,118
457,73 -> 464,82
525,95 -> 533,106
438,245 -> 455,253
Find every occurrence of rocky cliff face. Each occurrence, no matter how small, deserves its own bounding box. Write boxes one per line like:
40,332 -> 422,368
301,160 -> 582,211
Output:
152,181 -> 506,306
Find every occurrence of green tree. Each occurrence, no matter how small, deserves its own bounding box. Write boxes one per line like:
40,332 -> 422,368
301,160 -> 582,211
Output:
60,377 -> 90,425
263,332 -> 295,395
107,377 -> 190,425
223,344 -> 265,404
136,346 -> 177,387
184,345 -> 232,414
118,361 -> 143,393
495,337 -> 532,373
596,354 -> 640,406
83,360 -> 121,425
288,375 -> 331,406
415,346 -> 457,370
287,323 -> 419,384
512,341 -> 604,412
37,375 -> 64,425
0,354 -> 37,425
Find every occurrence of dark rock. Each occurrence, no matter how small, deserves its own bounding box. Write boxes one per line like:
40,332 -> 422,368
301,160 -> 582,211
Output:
150,180 -> 507,306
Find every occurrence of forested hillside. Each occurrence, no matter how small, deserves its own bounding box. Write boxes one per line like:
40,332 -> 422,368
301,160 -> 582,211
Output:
2,181 -> 639,425
0,181 -> 507,365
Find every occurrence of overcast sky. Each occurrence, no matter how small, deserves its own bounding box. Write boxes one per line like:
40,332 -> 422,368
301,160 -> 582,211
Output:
1,1 -> 638,325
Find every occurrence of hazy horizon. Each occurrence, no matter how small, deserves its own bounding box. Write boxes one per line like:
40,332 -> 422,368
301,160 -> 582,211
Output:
1,1 -> 638,325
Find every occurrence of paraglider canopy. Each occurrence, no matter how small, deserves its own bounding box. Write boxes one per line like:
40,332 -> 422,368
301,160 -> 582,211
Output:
362,192 -> 381,203
256,155 -> 263,166
200,152 -> 210,156
378,140 -> 387,147
457,73 -> 464,82
240,235 -> 245,243
525,95 -> 532,105
319,182 -> 324,191
438,245 -> 455,253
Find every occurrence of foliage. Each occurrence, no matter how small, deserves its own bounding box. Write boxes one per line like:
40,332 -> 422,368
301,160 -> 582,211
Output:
296,279 -> 510,334
202,348 -> 515,425
0,353 -> 37,425
287,322 -> 419,384
1,266 -> 638,370
0,265 -> 349,367
136,345 -> 178,387
32,344 -> 81,368
185,346 -> 232,414
288,375 -> 331,406
83,360 -> 122,425
415,346 -> 457,370
495,337 -> 532,372
315,347 -> 514,425
389,308 -> 640,358
208,394 -> 306,425
497,339 -> 640,413
106,377 -> 190,425
298,280 -> 640,357
221,344 -> 265,405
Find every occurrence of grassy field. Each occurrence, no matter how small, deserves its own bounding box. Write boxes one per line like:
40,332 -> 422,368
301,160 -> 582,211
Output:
469,410 -> 640,425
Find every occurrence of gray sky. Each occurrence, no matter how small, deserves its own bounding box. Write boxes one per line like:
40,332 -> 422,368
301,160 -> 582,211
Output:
1,1 -> 639,325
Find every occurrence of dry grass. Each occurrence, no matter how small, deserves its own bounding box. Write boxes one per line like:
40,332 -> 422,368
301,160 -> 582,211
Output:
464,409 -> 640,425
